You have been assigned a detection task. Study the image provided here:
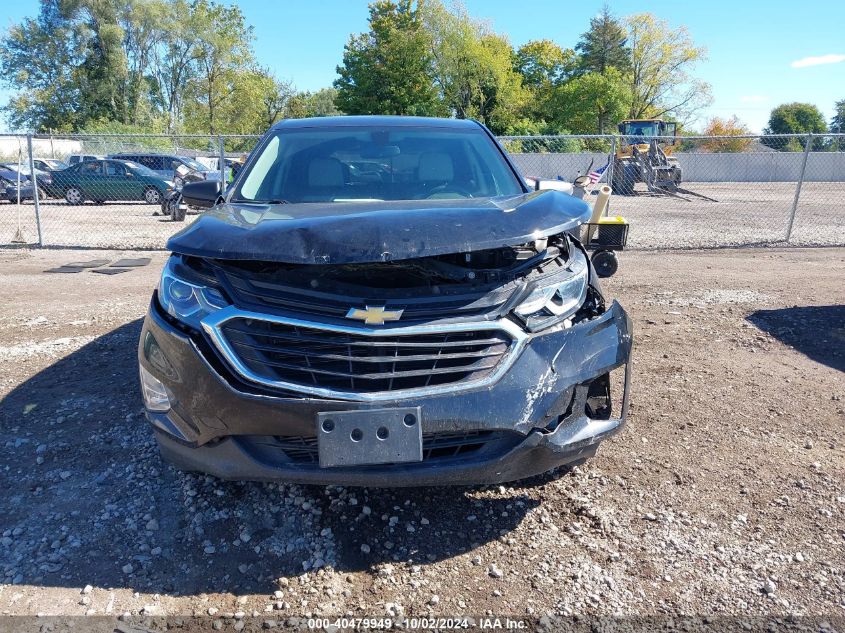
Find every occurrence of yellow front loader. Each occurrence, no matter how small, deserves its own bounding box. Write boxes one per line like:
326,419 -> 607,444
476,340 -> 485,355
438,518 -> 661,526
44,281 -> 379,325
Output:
611,119 -> 682,195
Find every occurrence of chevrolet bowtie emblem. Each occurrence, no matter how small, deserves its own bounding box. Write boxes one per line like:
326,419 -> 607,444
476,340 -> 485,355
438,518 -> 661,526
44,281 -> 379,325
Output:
345,305 -> 404,325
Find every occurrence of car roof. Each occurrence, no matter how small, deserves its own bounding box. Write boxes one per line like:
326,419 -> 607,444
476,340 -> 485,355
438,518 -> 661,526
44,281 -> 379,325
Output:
112,152 -> 187,158
270,115 -> 482,131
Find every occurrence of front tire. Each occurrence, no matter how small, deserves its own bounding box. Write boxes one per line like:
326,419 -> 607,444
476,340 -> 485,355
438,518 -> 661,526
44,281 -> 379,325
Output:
65,186 -> 84,205
611,163 -> 636,195
592,250 -> 619,278
165,193 -> 186,221
144,187 -> 162,205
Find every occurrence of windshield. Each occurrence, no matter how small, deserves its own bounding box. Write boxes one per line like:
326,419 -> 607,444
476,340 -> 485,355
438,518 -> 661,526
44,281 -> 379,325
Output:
232,125 -> 524,204
621,121 -> 660,137
123,161 -> 158,177
45,159 -> 69,170
179,157 -> 208,172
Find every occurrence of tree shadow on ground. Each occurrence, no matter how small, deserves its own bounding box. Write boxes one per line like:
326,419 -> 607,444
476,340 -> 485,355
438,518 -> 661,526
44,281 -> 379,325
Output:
0,321 -> 544,595
747,305 -> 845,373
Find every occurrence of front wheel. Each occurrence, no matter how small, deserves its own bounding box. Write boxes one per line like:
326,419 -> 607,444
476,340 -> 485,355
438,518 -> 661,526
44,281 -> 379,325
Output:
592,250 -> 619,278
65,186 -> 84,205
611,163 -> 635,195
144,187 -> 162,205
165,193 -> 186,221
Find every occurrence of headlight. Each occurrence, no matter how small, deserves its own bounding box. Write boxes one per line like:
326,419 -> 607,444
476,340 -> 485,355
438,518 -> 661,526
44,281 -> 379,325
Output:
158,257 -> 228,329
514,254 -> 589,321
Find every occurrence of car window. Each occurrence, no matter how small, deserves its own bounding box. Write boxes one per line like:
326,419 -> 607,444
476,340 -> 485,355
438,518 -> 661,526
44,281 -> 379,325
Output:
123,161 -> 158,178
80,161 -> 102,175
132,156 -> 155,170
179,157 -> 207,172
104,162 -> 126,177
234,126 -> 524,204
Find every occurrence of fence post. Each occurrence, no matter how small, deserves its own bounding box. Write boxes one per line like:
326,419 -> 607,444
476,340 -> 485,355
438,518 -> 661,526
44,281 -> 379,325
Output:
26,133 -> 43,247
218,135 -> 226,189
785,133 -> 812,242
607,136 -> 616,192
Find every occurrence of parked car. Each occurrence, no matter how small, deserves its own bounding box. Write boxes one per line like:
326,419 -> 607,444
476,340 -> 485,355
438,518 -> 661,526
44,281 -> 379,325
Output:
0,169 -> 34,202
51,158 -> 174,205
32,158 -> 71,172
108,153 -> 222,185
0,163 -> 54,199
29,159 -> 71,197
67,154 -> 104,166
138,116 -> 633,486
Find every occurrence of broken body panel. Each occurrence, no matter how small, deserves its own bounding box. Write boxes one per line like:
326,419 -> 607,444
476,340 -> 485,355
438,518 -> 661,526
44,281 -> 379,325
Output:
139,116 -> 632,486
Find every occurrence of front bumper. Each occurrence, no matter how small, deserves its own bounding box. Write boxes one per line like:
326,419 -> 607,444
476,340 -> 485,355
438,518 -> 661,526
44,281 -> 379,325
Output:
139,298 -> 632,486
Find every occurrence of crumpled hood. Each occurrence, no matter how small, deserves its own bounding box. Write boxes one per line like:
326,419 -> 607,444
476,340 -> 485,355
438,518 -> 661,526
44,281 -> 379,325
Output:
166,191 -> 591,264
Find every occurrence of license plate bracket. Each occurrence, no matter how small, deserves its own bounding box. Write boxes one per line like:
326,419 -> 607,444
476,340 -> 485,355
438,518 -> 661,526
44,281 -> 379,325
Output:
317,407 -> 423,468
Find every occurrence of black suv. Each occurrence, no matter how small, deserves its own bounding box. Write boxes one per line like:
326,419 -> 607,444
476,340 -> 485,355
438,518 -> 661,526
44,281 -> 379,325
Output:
138,116 -> 632,486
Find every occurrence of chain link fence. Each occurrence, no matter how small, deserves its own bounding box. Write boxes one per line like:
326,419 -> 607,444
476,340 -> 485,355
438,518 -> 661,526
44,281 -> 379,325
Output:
1,132 -> 843,250
0,133 -> 261,249
501,133 -> 845,249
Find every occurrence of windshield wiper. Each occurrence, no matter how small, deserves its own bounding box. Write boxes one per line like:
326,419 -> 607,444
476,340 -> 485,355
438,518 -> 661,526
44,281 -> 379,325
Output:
234,198 -> 290,205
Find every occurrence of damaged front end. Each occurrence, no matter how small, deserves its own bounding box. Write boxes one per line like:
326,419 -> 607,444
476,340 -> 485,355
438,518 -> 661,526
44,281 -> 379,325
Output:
140,225 -> 631,485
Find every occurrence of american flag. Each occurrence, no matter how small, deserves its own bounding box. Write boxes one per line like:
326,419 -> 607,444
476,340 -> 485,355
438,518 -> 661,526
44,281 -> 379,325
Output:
588,161 -> 609,184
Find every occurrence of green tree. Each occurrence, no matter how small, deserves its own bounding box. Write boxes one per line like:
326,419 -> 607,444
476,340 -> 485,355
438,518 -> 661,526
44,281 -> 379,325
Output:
0,0 -> 87,131
830,99 -> 844,151
184,0 -> 255,134
421,0 -> 527,134
304,88 -> 343,117
148,0 -> 202,133
334,0 -> 444,116
514,39 -> 576,88
0,0 -> 136,130
762,102 -> 828,151
514,39 -> 575,126
575,5 -> 631,75
551,68 -> 629,135
832,99 -> 845,133
625,13 -> 711,123
117,0 -> 168,126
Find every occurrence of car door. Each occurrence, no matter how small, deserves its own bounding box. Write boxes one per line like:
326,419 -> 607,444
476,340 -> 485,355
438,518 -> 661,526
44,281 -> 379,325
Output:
103,161 -> 138,200
76,160 -> 103,198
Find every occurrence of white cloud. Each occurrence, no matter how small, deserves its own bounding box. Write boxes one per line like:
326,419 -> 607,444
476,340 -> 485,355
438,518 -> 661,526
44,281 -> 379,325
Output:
790,54 -> 845,68
740,95 -> 767,103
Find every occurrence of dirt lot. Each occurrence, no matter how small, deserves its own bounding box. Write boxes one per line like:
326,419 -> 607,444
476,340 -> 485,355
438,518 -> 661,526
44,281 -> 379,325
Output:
2,181 -> 844,252
0,246 -> 843,628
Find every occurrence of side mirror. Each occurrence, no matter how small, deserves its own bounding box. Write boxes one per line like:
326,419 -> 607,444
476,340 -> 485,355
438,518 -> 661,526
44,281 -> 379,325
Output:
182,179 -> 223,209
534,179 -> 574,195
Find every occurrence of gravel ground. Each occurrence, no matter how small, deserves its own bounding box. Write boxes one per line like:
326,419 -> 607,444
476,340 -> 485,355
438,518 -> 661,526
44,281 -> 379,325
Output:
611,181 -> 845,248
0,246 -> 843,629
1,181 -> 843,251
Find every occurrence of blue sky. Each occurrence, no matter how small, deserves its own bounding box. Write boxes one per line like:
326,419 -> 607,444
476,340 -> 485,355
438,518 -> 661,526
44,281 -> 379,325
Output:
2,0 -> 844,133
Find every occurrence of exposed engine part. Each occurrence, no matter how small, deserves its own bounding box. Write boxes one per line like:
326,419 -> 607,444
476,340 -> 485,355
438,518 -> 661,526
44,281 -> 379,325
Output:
207,234 -> 572,291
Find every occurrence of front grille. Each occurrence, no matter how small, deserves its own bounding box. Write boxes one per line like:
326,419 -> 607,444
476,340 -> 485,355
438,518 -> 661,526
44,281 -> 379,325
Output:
220,271 -> 515,322
218,318 -> 512,394
269,430 -> 504,464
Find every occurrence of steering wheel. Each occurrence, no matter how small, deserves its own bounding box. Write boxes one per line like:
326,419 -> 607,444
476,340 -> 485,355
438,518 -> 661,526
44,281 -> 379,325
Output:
425,184 -> 474,199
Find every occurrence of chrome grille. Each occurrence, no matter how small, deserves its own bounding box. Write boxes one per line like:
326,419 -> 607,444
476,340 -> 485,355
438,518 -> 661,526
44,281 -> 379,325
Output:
218,318 -> 511,394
